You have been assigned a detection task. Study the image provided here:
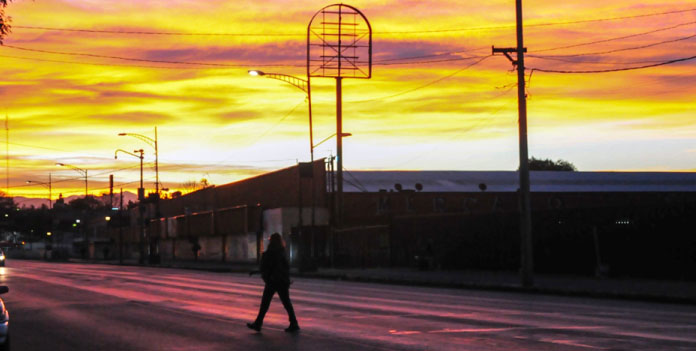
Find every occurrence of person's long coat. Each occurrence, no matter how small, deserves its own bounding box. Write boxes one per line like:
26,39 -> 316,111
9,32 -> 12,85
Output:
260,246 -> 291,288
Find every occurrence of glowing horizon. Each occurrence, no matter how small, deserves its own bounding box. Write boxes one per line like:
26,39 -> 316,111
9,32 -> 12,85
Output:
1,0 -> 695,198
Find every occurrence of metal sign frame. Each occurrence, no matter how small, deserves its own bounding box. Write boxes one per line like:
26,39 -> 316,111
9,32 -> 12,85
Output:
307,3 -> 372,79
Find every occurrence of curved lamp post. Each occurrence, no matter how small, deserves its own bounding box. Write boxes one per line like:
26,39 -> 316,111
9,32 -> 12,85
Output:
249,69 -> 317,269
26,173 -> 52,209
55,163 -> 87,197
114,149 -> 144,197
114,148 -> 146,264
118,128 -> 159,195
248,70 -> 314,162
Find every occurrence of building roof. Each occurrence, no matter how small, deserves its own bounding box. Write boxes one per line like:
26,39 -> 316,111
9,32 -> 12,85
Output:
342,171 -> 696,193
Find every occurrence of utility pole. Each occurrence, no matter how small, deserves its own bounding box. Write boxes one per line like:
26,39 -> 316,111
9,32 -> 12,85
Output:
5,114 -> 8,195
493,0 -> 534,287
119,187 -> 123,264
336,77 -> 343,227
109,174 -> 114,209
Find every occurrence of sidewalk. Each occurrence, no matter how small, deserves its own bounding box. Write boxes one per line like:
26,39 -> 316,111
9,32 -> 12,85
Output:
299,267 -> 696,304
70,258 -> 696,304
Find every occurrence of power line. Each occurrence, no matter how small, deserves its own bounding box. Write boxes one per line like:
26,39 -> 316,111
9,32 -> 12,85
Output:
374,55 -> 489,66
0,54 -> 216,70
1,44 -> 300,67
375,47 -> 489,62
9,164 -> 147,189
534,20 -> 696,53
523,7 -> 696,28
530,55 -> 696,74
11,7 -> 696,36
11,26 -> 303,37
2,140 -> 116,156
5,22 -> 689,71
533,33 -> 696,58
1,45 -> 487,69
526,55 -> 664,65
351,55 -> 492,103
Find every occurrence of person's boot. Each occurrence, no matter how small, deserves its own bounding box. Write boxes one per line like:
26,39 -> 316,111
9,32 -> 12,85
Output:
284,322 -> 300,333
246,322 -> 262,332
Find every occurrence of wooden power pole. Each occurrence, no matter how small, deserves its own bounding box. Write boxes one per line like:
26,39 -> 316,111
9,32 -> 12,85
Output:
493,0 -> 534,287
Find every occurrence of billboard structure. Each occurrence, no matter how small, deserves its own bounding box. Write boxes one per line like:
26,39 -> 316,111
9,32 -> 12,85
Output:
307,4 -> 372,229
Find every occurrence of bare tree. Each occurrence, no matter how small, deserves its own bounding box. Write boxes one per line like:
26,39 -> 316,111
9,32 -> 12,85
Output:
0,1 -> 12,45
180,178 -> 212,194
181,180 -> 200,194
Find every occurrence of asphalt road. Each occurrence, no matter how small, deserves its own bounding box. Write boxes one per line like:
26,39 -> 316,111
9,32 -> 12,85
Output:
1,260 -> 695,350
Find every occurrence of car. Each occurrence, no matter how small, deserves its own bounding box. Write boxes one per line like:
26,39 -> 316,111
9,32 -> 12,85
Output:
0,286 -> 8,351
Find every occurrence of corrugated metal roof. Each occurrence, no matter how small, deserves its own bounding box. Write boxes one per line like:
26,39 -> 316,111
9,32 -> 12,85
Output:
341,171 -> 696,193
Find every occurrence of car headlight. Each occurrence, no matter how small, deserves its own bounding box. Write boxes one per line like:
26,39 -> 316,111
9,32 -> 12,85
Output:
0,255 -> 5,261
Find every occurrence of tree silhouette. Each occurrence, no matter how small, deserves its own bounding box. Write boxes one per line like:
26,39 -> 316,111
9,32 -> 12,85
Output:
0,1 -> 12,45
528,157 -> 577,171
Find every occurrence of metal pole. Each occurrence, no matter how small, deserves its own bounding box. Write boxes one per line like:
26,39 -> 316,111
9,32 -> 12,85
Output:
119,187 -> 123,264
308,77 -> 316,265
84,170 -> 88,197
154,127 -> 159,195
516,0 -> 534,288
138,150 -> 145,264
336,77 -> 343,228
139,151 -> 144,191
48,173 -> 52,209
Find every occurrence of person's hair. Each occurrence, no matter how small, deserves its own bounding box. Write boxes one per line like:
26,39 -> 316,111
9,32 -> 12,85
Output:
268,233 -> 285,250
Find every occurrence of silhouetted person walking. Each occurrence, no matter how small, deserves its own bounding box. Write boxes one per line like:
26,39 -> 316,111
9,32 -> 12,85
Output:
247,233 -> 299,333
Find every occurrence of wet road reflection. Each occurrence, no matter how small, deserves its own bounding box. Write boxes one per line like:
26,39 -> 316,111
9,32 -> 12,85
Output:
4,260 -> 696,350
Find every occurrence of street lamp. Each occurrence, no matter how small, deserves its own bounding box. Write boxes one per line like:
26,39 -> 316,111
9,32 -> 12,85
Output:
114,148 -> 146,264
55,163 -> 88,197
26,173 -> 52,209
114,149 -> 145,197
249,69 -> 317,269
248,70 -> 314,162
118,128 -> 159,195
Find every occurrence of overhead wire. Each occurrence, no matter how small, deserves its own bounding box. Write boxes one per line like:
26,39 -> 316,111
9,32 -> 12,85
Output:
533,33 -> 696,58
11,163 -> 147,189
10,7 -> 696,36
215,99 -> 306,166
1,44 -> 297,67
1,45 -> 489,69
533,20 -> 696,53
350,55 -> 492,103
526,55 -> 665,65
4,18 -> 693,70
388,85 -> 518,168
530,55 -> 696,74
0,54 -> 212,70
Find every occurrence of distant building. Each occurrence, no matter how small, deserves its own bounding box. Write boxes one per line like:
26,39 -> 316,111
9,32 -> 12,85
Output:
110,160 -> 696,279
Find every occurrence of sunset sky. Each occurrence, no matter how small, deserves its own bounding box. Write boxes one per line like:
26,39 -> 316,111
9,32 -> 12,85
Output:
0,0 -> 695,198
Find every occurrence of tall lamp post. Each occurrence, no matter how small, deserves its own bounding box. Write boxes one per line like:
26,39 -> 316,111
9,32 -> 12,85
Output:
118,128 -> 159,195
55,163 -> 87,197
26,173 -> 52,209
249,69 -> 316,268
115,148 -> 146,263
248,71 -> 314,162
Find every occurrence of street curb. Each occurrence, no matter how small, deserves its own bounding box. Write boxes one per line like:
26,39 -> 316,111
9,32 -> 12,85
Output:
293,272 -> 696,305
